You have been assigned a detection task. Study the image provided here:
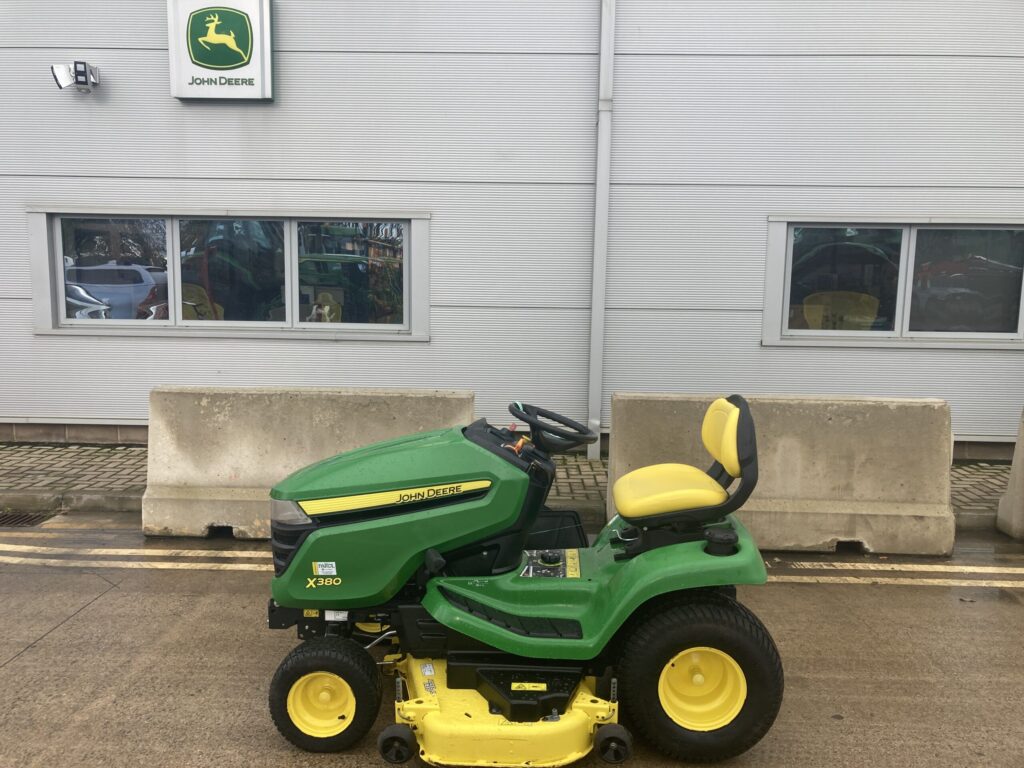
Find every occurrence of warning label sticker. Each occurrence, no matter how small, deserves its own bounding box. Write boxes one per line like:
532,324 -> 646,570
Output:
519,550 -> 581,579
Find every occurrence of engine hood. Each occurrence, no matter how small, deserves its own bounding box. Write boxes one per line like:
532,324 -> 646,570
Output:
270,427 -> 515,505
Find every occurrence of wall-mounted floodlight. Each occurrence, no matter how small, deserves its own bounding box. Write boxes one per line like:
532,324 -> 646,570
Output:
51,61 -> 100,93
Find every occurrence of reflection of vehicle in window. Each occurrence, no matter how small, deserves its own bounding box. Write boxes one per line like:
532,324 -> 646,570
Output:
179,219 -> 285,322
64,263 -> 167,320
911,253 -> 1024,333
64,283 -> 111,320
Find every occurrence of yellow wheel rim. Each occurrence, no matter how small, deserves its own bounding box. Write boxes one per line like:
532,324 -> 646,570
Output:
658,647 -> 747,731
287,672 -> 356,738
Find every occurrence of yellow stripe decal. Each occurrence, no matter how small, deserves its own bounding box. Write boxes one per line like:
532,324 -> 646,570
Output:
299,480 -> 492,516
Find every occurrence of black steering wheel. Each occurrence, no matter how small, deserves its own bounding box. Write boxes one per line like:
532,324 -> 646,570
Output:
508,402 -> 598,454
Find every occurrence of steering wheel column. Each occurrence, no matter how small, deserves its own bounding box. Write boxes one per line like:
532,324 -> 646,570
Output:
507,402 -> 599,454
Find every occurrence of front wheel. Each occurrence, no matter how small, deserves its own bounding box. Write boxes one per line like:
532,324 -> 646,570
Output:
618,595 -> 783,762
269,638 -> 382,752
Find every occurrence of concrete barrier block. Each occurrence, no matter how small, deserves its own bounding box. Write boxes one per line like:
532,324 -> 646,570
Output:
142,387 -> 475,539
996,409 -> 1024,540
609,394 -> 955,555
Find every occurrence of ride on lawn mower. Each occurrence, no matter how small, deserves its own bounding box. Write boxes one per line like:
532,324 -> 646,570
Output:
266,397 -> 783,766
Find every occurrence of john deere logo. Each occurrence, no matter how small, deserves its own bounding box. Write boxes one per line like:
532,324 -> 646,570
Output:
187,7 -> 252,70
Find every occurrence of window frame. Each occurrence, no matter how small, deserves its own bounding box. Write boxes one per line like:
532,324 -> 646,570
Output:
763,216 -> 1024,349
171,215 -> 292,330
900,223 -> 1024,342
54,214 -> 175,328
28,207 -> 430,342
291,219 -> 411,331
781,222 -> 911,340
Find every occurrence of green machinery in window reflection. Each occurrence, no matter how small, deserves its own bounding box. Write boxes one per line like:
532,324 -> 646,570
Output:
297,222 -> 404,325
179,219 -> 287,322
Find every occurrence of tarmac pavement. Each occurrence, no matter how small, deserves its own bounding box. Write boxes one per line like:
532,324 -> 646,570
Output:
1,512 -> 1022,768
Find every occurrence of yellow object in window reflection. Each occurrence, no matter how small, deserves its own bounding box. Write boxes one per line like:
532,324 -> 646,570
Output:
306,291 -> 342,323
802,291 -> 879,331
181,282 -> 224,321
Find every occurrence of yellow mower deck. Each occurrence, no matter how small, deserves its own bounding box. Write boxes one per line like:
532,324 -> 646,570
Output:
393,656 -> 618,767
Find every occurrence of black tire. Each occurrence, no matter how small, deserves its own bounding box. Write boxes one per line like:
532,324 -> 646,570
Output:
269,638 -> 382,753
618,595 -> 783,763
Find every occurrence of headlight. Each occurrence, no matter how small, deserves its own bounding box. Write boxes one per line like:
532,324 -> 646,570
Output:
270,498 -> 312,525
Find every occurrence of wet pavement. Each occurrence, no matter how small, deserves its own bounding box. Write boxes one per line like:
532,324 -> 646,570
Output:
0,513 -> 1022,768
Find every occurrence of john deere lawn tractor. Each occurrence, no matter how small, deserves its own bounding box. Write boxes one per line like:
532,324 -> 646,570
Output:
266,397 -> 783,766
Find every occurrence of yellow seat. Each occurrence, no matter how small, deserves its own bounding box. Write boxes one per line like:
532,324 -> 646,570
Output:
613,397 -> 748,522
613,463 -> 729,519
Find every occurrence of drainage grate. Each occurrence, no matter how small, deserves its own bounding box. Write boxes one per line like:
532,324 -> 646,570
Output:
0,512 -> 56,527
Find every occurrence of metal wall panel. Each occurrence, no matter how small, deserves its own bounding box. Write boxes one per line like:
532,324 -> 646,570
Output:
603,309 -> 1024,438
612,56 -> 1024,186
0,1 -> 596,426
617,1 -> 1024,56
607,2 -> 1024,439
0,50 -> 596,183
0,299 -> 590,426
0,1 -> 598,53
0,177 -> 594,307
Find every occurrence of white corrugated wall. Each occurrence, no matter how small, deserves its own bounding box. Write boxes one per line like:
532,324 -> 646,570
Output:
606,0 -> 1024,438
1,1 -> 1023,439
0,1 -> 599,426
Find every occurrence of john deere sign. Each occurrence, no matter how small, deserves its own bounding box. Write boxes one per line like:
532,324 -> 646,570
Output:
167,0 -> 272,99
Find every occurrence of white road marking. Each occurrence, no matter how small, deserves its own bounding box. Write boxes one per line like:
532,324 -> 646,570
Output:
0,539 -> 1021,586
0,542 -> 268,559
769,575 -> 1024,589
0,554 -> 273,571
779,561 -> 1024,575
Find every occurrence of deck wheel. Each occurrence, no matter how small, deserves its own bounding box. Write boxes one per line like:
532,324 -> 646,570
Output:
595,723 -> 633,764
378,723 -> 417,764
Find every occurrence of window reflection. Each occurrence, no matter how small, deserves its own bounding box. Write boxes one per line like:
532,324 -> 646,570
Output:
178,219 -> 286,322
297,221 -> 404,325
909,229 -> 1024,333
60,218 -> 167,320
788,227 -> 902,331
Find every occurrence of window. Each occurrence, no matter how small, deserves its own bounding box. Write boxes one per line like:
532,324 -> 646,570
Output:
34,210 -> 429,339
766,220 -> 1024,346
179,219 -> 286,323
908,229 -> 1024,334
297,220 -> 405,326
787,227 -> 903,332
60,218 -> 168,321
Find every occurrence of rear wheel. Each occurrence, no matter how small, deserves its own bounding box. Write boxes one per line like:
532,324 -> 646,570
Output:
269,638 -> 381,752
618,595 -> 783,762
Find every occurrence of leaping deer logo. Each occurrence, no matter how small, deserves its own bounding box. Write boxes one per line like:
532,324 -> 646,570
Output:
187,7 -> 253,70
198,13 -> 245,59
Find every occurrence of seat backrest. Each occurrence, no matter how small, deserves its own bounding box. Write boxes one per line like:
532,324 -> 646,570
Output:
701,397 -> 743,478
